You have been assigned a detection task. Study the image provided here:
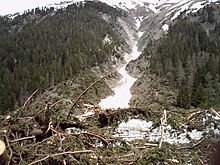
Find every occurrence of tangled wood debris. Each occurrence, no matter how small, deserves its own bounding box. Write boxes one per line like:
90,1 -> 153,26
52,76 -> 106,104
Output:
0,87 -> 161,164
0,103 -> 219,164
0,77 -> 220,164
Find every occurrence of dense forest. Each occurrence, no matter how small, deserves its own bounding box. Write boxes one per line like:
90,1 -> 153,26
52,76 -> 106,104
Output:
0,1 -> 127,114
146,4 -> 220,109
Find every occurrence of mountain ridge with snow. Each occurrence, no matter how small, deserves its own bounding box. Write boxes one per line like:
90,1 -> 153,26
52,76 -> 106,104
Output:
1,0 -> 218,16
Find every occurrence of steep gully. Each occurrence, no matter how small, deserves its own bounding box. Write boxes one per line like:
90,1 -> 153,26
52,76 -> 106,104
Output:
75,16 -> 217,143
98,19 -> 143,109
97,17 -> 210,143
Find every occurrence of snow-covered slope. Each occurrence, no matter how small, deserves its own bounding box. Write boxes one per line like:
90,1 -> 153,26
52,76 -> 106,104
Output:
133,0 -> 219,50
0,0 -> 71,16
94,0 -> 218,11
1,0 -> 218,16
1,0 -> 219,55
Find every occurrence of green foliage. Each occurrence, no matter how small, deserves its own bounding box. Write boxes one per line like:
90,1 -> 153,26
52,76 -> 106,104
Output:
147,4 -> 220,108
191,83 -> 206,108
135,143 -> 176,164
177,79 -> 191,109
0,1 -> 126,113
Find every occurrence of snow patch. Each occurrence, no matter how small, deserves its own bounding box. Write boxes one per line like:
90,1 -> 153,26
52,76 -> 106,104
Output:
148,126 -> 191,144
113,119 -> 204,143
138,31 -> 144,38
0,0 -> 82,16
98,19 -> 141,109
162,24 -> 169,31
188,129 -> 204,140
101,0 -> 145,10
113,119 -> 153,141
1,0 -> 217,16
98,41 -> 141,109
171,0 -> 192,20
148,3 -> 159,13
103,34 -> 112,45
113,110 -> 220,143
98,65 -> 137,109
136,17 -> 143,29
190,1 -> 207,12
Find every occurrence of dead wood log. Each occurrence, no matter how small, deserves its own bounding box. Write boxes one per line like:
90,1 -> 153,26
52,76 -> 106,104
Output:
0,139 -> 7,165
210,108 -> 220,119
159,109 -> 167,148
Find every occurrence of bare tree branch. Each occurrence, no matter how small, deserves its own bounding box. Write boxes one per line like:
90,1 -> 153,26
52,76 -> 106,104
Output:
210,108 -> 220,119
4,135 -> 13,165
159,109 -> 167,148
15,90 -> 38,118
28,150 -> 94,165
66,73 -> 114,119
10,136 -> 36,143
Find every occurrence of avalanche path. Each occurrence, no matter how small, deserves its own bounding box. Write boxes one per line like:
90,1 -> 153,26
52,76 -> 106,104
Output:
98,19 -> 142,109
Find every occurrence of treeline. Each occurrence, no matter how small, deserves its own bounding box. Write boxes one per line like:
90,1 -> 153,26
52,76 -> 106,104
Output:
0,1 -> 126,113
147,4 -> 220,109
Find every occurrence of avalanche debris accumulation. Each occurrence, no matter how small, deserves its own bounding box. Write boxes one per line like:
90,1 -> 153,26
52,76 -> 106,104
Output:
113,112 -> 220,143
98,0 -> 217,143
1,0 -> 220,164
1,104 -> 220,164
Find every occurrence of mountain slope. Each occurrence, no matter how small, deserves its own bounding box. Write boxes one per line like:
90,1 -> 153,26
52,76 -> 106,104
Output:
0,0 -> 219,113
130,2 -> 220,109
0,1 -> 220,165
0,1 -> 132,113
136,0 -> 219,49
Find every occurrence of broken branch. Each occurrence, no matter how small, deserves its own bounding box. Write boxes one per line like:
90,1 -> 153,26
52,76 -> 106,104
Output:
66,73 -> 114,119
10,136 -> 36,143
15,90 -> 38,118
29,150 -> 94,165
159,109 -> 167,148
210,108 -> 220,119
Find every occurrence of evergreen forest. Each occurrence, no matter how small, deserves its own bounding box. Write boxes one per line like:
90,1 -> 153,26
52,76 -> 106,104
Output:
147,4 -> 220,109
0,1 -> 126,114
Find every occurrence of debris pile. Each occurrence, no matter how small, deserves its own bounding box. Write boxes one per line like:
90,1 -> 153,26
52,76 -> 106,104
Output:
0,93 -> 219,164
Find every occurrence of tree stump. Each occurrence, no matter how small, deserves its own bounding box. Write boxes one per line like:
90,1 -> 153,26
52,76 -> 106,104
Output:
0,139 -> 7,164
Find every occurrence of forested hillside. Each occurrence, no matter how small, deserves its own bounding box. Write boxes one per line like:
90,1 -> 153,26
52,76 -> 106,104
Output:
0,1 -> 127,114
146,4 -> 220,109
1,1 -> 220,164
